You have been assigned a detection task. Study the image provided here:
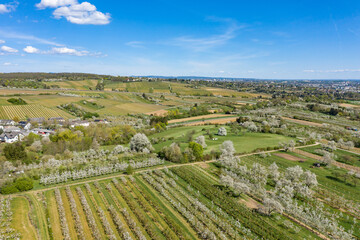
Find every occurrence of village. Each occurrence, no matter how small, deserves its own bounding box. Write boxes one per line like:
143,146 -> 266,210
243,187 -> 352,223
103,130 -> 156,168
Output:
0,118 -> 108,143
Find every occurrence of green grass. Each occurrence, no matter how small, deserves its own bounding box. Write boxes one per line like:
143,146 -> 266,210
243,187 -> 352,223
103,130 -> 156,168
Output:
301,145 -> 360,168
10,197 -> 38,240
151,125 -> 294,153
242,152 -> 360,203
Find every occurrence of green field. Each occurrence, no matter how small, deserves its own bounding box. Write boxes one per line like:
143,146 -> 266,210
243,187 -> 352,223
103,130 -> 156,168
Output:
6,165 -> 322,240
151,125 -> 294,153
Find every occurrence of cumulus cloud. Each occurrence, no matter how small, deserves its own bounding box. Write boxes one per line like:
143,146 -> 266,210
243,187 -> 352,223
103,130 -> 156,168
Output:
37,0 -> 111,25
53,2 -> 111,25
23,46 -> 40,53
50,47 -> 89,56
0,40 -> 5,44
1,45 -> 18,53
36,0 -> 77,9
0,1 -> 18,14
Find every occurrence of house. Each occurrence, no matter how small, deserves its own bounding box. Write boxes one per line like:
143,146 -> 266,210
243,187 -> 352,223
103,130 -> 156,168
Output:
69,120 -> 90,128
28,117 -> 45,125
48,117 -> 65,123
0,119 -> 16,130
0,132 -> 24,143
20,122 -> 31,130
4,127 -> 21,133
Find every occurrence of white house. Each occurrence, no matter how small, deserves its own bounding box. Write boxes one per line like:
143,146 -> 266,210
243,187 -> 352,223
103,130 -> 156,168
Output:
0,120 -> 16,130
0,132 -> 24,143
69,120 -> 90,128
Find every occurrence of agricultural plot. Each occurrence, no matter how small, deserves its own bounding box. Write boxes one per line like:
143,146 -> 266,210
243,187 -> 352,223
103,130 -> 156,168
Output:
7,163 -> 325,240
151,125 -> 294,153
0,104 -> 72,120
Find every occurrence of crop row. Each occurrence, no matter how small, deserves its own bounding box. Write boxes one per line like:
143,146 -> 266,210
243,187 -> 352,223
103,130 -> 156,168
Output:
170,166 -> 292,240
1,105 -> 68,119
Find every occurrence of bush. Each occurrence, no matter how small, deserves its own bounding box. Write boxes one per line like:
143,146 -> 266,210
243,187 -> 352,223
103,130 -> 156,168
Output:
14,177 -> 33,191
7,98 -> 27,105
3,142 -> 27,162
0,184 -> 19,194
126,165 -> 134,175
188,142 -> 203,161
0,177 -> 33,194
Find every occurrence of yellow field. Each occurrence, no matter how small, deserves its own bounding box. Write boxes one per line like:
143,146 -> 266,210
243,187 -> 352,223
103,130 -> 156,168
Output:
168,114 -> 229,124
47,80 -> 99,90
0,104 -> 72,120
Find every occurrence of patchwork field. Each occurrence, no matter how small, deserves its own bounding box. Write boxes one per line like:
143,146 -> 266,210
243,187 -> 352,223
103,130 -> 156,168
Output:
151,125 -> 294,153
5,163 -> 324,240
0,104 -> 72,120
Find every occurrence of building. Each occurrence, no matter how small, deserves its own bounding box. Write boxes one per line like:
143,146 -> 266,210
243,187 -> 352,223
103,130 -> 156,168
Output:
0,132 -> 24,143
0,120 -> 16,130
18,121 -> 32,130
69,120 -> 90,128
28,117 -> 45,125
48,117 -> 65,123
31,128 -> 55,136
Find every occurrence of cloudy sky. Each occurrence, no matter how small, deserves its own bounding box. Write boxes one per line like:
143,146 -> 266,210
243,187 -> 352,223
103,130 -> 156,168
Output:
1,0 -> 360,79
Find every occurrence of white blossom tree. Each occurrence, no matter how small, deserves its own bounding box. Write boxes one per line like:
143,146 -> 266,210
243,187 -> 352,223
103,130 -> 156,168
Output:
218,127 -> 227,136
129,133 -> 153,153
195,135 -> 207,148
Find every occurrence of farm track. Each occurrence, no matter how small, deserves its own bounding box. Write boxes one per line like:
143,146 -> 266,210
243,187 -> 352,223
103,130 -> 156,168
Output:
12,143 -> 320,196
281,117 -> 323,127
295,149 -> 360,173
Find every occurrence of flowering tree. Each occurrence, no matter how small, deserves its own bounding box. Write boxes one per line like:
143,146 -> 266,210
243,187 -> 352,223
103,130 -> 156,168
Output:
217,127 -> 227,136
195,135 -> 207,148
129,133 -> 153,153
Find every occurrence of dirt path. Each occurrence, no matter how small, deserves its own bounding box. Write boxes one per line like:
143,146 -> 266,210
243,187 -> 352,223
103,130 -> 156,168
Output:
295,149 -> 360,173
11,143 -> 320,196
168,114 -> 230,124
281,117 -> 323,127
273,152 -> 307,162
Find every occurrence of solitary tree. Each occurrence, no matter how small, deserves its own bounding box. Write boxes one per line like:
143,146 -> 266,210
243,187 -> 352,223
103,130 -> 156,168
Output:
129,133 -> 153,153
195,135 -> 207,148
218,127 -> 227,136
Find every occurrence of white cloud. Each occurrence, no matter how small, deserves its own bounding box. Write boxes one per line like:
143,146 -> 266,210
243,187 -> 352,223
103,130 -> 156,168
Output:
3,62 -> 17,66
304,69 -> 360,73
36,0 -> 77,9
0,40 -> 5,44
51,2 -> 110,25
1,45 -> 18,53
50,47 -> 89,56
0,1 -> 18,14
126,41 -> 145,48
170,18 -> 243,52
23,46 -> 40,53
0,30 -> 62,46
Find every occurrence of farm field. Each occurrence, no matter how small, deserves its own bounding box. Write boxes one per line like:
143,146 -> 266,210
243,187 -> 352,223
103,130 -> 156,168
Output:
168,114 -> 229,124
150,125 -> 294,153
6,163 -> 323,240
0,104 -> 72,120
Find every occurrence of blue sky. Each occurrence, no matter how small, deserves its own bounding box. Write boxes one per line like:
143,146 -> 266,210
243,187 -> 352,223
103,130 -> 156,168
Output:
1,0 -> 360,79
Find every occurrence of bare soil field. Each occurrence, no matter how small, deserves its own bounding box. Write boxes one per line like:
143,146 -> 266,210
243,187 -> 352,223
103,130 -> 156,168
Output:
339,103 -> 360,109
295,149 -> 360,173
184,117 -> 238,126
274,153 -> 307,162
282,117 -> 323,127
168,114 -> 229,124
145,109 -> 168,116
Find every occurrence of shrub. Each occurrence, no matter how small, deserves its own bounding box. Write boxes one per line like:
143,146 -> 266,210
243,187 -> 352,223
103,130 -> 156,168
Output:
188,142 -> 203,161
7,98 -> 27,105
